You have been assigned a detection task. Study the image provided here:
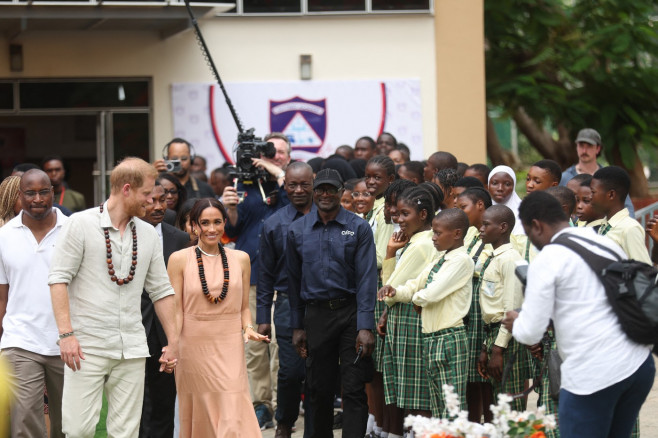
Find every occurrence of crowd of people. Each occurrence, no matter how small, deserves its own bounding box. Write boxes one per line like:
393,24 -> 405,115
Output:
0,128 -> 655,438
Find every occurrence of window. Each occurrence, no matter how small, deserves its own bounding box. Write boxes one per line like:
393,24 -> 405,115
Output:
0,84 -> 12,110
243,0 -> 300,13
372,0 -> 430,10
19,81 -> 149,110
308,0 -> 365,12
216,0 -> 431,14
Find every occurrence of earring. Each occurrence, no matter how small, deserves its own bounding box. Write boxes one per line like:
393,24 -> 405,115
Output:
193,229 -> 198,236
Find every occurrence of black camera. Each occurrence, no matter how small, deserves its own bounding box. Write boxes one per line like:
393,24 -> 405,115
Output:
231,128 -> 276,182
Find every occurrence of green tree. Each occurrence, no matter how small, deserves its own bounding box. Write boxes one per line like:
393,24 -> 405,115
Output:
485,0 -> 658,196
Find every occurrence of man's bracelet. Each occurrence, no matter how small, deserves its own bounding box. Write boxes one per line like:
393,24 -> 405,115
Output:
276,170 -> 285,179
59,331 -> 75,339
56,331 -> 74,346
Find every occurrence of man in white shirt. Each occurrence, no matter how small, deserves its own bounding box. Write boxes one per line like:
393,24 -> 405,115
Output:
503,191 -> 654,438
49,158 -> 179,438
0,169 -> 68,438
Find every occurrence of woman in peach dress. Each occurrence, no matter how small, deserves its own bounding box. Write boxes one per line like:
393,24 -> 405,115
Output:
167,198 -> 268,437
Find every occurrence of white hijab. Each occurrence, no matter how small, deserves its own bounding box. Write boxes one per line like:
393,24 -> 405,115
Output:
488,165 -> 525,235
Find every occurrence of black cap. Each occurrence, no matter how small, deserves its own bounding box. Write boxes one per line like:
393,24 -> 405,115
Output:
313,168 -> 343,190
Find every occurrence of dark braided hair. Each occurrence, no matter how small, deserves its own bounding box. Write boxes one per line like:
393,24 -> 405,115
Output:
435,168 -> 460,190
384,179 -> 417,205
397,186 -> 435,225
367,155 -> 396,177
419,181 -> 444,212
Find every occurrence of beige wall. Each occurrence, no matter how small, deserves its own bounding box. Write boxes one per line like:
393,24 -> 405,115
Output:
0,14 -> 441,159
434,0 -> 486,164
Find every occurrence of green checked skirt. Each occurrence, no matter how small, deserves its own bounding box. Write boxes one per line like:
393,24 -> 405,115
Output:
382,302 -> 431,410
484,324 -> 532,412
466,281 -> 487,383
423,326 -> 469,418
373,299 -> 387,372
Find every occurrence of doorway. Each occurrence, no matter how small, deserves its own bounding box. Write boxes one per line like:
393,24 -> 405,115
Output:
0,79 -> 151,206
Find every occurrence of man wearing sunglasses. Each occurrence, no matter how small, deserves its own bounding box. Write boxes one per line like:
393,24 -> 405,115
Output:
286,168 -> 377,437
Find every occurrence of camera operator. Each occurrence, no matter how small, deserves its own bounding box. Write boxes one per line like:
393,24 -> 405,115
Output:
153,138 -> 215,199
222,132 -> 291,429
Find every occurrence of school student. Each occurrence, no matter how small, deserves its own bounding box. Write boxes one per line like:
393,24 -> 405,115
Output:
378,187 -> 440,433
476,205 -> 530,412
590,166 -> 651,264
364,156 -> 396,437
456,187 -> 495,422
570,175 -> 605,231
352,178 -> 375,218
370,178 -> 415,438
545,186 -> 576,224
379,209 -> 473,418
525,159 -> 562,195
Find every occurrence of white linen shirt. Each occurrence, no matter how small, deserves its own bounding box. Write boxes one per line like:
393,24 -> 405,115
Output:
513,227 -> 651,395
48,202 -> 174,360
0,209 -> 68,356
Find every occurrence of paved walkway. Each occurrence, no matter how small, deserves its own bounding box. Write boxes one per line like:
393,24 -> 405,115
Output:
263,370 -> 658,437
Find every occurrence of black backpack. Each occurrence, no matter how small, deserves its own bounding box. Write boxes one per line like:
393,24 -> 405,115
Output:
552,233 -> 658,346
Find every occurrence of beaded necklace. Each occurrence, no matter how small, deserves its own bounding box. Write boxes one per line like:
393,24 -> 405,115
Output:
100,204 -> 137,286
195,244 -> 230,304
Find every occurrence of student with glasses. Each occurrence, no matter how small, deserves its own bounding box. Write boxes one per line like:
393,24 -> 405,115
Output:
158,173 -> 187,227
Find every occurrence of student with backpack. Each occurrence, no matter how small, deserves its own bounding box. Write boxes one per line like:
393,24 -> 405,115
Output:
504,191 -> 655,438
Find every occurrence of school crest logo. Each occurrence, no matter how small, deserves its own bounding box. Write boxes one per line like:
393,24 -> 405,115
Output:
270,97 -> 327,153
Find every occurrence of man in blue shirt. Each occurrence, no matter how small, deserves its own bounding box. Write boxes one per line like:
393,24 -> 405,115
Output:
258,162 -> 316,438
286,168 -> 377,438
223,133 -> 291,429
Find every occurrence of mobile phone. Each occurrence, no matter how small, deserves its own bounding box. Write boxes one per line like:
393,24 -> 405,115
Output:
353,345 -> 363,365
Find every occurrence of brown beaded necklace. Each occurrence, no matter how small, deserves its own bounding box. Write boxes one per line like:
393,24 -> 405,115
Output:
195,243 -> 229,304
100,204 -> 137,286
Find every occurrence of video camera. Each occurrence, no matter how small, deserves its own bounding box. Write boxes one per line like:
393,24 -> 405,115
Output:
231,128 -> 276,182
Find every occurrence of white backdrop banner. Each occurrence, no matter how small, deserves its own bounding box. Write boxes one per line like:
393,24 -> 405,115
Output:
171,79 -> 423,172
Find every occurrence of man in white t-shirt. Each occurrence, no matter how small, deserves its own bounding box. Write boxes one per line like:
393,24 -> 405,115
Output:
0,169 -> 68,438
503,191 -> 654,438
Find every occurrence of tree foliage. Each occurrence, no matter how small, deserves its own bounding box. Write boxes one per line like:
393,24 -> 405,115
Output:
485,0 -> 658,196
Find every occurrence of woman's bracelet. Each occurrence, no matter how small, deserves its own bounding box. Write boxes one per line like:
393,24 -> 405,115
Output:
244,324 -> 254,332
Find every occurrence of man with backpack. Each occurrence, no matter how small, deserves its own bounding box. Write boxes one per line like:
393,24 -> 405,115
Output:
503,191 -> 655,438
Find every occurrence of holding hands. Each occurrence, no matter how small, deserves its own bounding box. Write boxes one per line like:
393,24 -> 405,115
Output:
159,344 -> 179,374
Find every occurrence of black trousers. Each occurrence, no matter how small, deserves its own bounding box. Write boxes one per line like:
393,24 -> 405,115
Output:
305,301 -> 373,438
139,329 -> 177,438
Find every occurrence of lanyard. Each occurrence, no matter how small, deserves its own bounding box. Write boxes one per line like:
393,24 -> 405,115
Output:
426,256 -> 446,284
58,186 -> 66,206
398,241 -> 412,258
475,254 -> 494,291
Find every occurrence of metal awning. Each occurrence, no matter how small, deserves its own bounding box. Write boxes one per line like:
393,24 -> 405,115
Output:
0,1 -> 235,39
